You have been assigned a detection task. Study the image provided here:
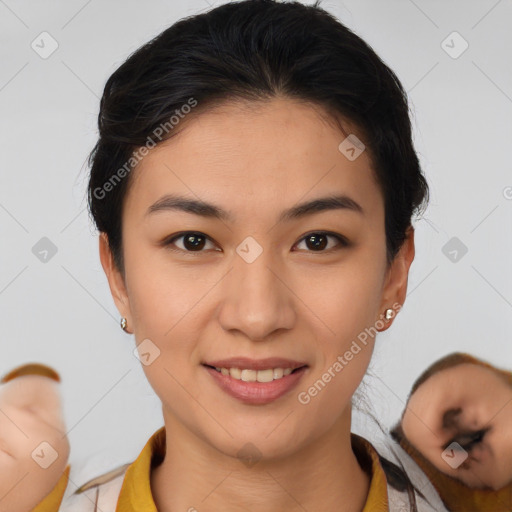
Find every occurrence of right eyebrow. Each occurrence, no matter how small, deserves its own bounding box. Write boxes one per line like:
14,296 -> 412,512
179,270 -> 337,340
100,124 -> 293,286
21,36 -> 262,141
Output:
145,193 -> 364,222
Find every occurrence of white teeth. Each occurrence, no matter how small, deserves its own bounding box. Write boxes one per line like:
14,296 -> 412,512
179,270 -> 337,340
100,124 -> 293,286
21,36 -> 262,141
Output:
273,368 -> 284,379
241,369 -> 257,382
256,369 -> 274,383
211,366 -> 300,381
230,367 -> 241,379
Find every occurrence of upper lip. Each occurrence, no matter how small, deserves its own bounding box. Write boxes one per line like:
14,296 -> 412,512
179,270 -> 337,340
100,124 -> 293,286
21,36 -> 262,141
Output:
202,357 -> 308,371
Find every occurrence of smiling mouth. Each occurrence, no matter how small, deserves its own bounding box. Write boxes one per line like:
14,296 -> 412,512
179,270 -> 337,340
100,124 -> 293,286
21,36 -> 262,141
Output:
202,364 -> 307,383
202,362 -> 308,405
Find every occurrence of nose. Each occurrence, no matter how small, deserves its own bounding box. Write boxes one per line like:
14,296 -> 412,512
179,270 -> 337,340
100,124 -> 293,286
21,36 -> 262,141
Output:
216,250 -> 296,341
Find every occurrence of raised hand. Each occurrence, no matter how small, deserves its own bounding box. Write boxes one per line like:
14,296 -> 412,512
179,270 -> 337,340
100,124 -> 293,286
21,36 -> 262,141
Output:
397,353 -> 512,491
0,363 -> 70,512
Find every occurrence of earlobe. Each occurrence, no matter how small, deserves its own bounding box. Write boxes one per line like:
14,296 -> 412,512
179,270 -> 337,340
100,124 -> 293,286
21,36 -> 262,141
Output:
98,233 -> 132,332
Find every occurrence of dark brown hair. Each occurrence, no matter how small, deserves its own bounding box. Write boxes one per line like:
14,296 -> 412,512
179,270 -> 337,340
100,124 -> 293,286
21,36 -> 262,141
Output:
408,352 -> 512,397
86,0 -> 429,277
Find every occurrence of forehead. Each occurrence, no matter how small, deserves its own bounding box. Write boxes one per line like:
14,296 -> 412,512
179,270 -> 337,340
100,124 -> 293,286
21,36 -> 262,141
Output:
123,97 -> 383,223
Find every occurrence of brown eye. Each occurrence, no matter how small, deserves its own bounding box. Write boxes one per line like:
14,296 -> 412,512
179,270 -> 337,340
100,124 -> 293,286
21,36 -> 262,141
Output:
295,232 -> 349,252
444,428 -> 490,452
164,232 -> 217,252
163,230 -> 349,254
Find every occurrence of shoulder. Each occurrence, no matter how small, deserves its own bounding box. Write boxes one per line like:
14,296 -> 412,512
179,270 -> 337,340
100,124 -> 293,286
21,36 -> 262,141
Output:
57,426 -> 164,511
58,463 -> 131,512
369,436 -> 451,512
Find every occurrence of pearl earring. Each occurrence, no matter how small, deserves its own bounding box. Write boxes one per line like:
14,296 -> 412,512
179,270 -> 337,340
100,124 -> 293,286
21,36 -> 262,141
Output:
120,317 -> 128,332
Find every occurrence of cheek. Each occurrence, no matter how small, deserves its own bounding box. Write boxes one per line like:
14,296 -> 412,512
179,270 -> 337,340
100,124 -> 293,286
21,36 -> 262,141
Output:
303,260 -> 385,350
294,268 -> 382,412
124,243 -> 207,337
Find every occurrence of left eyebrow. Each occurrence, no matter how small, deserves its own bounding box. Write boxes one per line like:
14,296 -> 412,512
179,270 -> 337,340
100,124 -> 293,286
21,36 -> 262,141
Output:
145,193 -> 364,221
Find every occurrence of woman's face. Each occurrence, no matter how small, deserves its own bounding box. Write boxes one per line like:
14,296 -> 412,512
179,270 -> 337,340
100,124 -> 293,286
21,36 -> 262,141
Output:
401,363 -> 512,490
100,97 -> 414,462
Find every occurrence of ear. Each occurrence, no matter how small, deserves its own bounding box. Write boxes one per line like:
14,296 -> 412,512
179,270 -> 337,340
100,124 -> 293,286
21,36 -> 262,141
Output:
376,225 -> 415,332
98,232 -> 133,333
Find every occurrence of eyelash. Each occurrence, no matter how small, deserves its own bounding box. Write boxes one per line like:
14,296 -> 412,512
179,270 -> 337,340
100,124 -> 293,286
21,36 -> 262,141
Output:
162,231 -> 350,254
443,427 -> 490,453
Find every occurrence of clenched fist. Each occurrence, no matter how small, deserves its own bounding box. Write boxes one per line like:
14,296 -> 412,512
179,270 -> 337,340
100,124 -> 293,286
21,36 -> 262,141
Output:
399,354 -> 512,491
0,363 -> 70,512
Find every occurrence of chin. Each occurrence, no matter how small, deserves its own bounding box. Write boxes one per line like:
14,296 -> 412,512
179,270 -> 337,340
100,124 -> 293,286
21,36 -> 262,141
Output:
489,473 -> 512,491
456,471 -> 505,491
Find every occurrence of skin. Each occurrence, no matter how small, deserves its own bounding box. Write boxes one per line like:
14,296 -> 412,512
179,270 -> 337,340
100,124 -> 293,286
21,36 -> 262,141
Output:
100,96 -> 415,512
0,373 -> 70,512
401,363 -> 512,490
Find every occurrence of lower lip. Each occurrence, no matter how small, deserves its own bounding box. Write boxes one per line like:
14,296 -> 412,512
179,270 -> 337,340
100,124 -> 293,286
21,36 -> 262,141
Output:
203,365 -> 308,405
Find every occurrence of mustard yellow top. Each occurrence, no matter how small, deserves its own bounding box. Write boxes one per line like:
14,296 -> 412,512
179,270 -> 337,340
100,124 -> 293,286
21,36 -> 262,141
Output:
32,465 -> 70,512
35,428 -> 389,511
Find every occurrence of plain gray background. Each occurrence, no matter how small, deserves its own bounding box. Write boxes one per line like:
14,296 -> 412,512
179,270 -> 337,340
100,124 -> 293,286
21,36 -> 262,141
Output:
1,0 -> 511,483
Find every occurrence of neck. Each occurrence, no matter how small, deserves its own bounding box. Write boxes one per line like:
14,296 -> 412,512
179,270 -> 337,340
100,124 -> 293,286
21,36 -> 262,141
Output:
151,407 -> 370,512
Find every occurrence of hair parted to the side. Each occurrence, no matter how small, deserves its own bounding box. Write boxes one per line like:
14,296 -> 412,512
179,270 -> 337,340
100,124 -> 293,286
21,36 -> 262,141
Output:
86,0 -> 429,279
86,2 -> 429,508
408,352 -> 512,397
